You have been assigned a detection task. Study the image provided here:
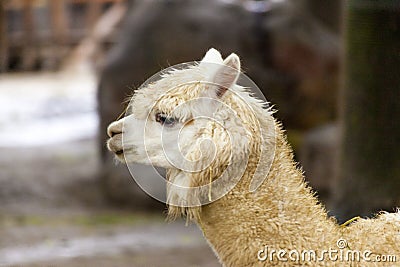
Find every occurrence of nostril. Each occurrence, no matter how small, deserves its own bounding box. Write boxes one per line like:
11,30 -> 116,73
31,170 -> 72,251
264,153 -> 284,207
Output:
107,121 -> 123,138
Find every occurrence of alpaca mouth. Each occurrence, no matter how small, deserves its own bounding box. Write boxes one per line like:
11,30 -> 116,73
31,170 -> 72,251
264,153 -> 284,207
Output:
107,137 -> 137,159
107,135 -> 124,156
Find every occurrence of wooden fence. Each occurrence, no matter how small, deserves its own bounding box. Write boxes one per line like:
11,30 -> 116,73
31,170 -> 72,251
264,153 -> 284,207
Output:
0,0 -> 125,72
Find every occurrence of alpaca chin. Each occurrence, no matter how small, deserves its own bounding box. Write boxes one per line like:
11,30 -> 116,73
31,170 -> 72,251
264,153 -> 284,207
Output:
166,170 -> 202,222
167,204 -> 201,224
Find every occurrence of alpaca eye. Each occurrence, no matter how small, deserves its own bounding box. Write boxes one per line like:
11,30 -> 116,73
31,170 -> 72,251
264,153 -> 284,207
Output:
155,113 -> 177,127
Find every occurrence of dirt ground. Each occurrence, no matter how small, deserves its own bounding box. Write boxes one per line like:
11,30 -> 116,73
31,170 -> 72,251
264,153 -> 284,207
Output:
0,137 -> 219,267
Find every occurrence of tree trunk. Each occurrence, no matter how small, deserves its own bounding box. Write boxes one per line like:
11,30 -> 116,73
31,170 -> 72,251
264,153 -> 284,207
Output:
0,1 -> 7,72
333,0 -> 400,222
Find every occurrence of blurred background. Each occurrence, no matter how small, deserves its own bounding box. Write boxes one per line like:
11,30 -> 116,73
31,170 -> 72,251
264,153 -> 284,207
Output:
0,0 -> 398,266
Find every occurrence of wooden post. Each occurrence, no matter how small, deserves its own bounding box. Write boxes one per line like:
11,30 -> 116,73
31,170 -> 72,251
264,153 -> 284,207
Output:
88,0 -> 102,30
50,0 -> 68,44
22,0 -> 36,70
0,0 -> 8,72
49,0 -> 68,68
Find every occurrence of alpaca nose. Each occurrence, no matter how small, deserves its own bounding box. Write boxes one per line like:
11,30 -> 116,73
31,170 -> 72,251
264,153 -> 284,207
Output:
107,121 -> 123,138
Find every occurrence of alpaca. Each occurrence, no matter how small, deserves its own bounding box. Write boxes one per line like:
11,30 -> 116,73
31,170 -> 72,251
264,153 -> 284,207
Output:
107,49 -> 400,266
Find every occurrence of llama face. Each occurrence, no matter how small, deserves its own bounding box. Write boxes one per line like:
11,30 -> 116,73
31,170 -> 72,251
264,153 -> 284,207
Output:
107,49 -> 244,170
107,48 -> 276,207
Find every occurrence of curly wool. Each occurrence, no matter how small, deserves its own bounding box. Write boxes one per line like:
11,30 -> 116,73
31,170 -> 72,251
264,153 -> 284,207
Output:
181,121 -> 400,266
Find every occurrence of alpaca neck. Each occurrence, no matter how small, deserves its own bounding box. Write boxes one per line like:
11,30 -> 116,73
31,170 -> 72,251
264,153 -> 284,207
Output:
197,126 -> 339,266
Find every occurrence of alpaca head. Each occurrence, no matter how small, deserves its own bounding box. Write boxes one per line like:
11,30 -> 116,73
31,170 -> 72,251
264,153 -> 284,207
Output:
107,48 -> 275,217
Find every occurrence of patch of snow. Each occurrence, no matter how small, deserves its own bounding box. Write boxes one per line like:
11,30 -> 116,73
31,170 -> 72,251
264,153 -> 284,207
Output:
0,71 -> 98,147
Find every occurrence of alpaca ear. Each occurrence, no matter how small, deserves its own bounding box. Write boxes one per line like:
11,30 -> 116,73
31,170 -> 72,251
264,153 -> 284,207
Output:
211,53 -> 241,98
200,48 -> 223,65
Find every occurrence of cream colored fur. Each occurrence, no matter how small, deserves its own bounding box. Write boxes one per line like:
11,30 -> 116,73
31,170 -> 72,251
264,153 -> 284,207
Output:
107,49 -> 400,266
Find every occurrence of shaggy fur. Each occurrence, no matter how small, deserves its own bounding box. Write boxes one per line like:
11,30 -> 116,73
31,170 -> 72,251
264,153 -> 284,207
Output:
107,49 -> 400,266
